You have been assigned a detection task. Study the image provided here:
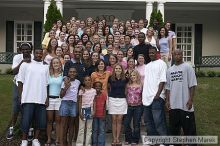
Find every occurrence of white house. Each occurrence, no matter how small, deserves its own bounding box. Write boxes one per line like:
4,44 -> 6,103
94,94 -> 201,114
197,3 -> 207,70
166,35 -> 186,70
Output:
0,0 -> 220,68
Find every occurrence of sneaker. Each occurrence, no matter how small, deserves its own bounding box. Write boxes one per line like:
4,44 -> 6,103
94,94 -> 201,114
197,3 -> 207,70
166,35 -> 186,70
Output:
6,127 -> 14,140
28,128 -> 34,141
32,139 -> 40,146
20,140 -> 28,146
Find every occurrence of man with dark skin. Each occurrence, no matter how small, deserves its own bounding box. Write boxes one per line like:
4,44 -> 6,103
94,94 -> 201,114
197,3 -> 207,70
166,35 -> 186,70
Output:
18,48 -> 49,146
142,46 -> 168,145
166,49 -> 197,146
133,32 -> 151,64
6,43 -> 33,140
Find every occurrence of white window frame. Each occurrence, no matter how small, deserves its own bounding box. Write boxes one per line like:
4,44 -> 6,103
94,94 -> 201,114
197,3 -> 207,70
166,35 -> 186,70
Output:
175,23 -> 195,65
14,21 -> 34,53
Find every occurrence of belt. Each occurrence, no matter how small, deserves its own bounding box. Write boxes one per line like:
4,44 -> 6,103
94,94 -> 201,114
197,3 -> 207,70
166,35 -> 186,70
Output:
49,96 -> 59,99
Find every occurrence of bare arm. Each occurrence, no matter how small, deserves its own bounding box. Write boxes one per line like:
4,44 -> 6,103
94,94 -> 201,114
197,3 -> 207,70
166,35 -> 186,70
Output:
18,81 -> 23,103
154,82 -> 165,99
187,86 -> 196,110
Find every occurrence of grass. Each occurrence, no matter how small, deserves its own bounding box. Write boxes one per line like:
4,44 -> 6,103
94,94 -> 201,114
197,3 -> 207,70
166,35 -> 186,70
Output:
0,75 -> 220,145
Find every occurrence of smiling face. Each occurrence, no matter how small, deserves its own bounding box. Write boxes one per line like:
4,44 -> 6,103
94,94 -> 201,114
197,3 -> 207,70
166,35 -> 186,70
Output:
114,64 -> 123,76
56,47 -> 63,56
109,55 -> 117,65
91,52 -> 99,63
84,76 -> 92,88
137,55 -> 145,65
82,50 -> 90,60
97,60 -> 105,71
68,67 -> 77,79
52,58 -> 61,70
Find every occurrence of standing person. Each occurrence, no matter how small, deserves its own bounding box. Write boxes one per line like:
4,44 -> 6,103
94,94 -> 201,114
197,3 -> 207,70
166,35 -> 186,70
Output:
124,70 -> 143,146
135,54 -> 145,85
76,76 -> 96,146
17,48 -> 49,146
124,57 -> 135,80
142,47 -> 168,143
157,27 -> 172,68
133,32 -> 151,64
166,49 -> 197,146
44,38 -> 58,64
108,64 -> 128,146
91,59 -> 111,94
59,67 -> 81,146
92,81 -> 107,146
6,43 -> 33,140
45,57 -> 63,146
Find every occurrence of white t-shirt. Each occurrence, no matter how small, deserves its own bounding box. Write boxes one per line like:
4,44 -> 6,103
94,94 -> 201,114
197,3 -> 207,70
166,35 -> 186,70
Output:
142,59 -> 167,106
44,54 -> 54,65
61,79 -> 81,102
12,54 -> 34,85
140,28 -> 148,34
17,60 -> 49,104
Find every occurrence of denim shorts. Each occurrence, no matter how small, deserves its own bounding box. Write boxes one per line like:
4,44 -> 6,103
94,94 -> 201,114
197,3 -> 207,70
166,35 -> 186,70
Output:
59,100 -> 77,117
21,103 -> 46,133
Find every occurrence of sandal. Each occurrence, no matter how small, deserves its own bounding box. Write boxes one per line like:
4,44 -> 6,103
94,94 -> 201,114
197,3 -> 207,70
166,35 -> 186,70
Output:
124,142 -> 130,145
45,143 -> 51,146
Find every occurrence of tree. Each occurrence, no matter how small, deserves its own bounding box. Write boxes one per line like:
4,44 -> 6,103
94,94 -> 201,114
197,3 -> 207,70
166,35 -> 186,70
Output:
44,0 -> 63,32
149,9 -> 164,31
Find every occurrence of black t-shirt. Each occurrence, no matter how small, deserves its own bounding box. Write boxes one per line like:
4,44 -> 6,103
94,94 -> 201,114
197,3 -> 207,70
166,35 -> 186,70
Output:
133,43 -> 152,64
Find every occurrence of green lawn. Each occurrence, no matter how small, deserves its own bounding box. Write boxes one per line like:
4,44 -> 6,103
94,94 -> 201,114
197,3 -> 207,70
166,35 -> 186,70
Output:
0,75 -> 220,142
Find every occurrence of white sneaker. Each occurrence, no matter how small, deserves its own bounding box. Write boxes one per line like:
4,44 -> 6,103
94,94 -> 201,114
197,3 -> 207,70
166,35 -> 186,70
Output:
20,140 -> 28,146
32,139 -> 41,146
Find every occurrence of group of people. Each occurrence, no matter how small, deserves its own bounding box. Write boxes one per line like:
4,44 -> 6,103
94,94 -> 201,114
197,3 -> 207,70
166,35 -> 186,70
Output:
7,16 -> 198,146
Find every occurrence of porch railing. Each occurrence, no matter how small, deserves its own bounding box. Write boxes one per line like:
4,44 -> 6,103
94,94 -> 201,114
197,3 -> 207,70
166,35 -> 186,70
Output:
0,52 -> 17,64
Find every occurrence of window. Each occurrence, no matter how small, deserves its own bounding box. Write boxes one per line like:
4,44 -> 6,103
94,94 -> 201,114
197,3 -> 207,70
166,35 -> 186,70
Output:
176,24 -> 194,64
14,21 -> 34,52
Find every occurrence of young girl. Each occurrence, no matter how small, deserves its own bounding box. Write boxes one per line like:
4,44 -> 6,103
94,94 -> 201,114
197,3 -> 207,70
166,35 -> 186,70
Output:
124,70 -> 143,146
125,57 -> 135,80
76,76 -> 96,146
59,67 -> 81,146
108,63 -> 128,146
46,57 -> 63,146
92,81 -> 107,146
44,38 -> 58,64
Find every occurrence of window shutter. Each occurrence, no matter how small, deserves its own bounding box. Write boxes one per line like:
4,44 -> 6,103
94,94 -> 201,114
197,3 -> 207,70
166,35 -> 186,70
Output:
6,21 -> 14,52
194,24 -> 203,65
34,21 -> 42,49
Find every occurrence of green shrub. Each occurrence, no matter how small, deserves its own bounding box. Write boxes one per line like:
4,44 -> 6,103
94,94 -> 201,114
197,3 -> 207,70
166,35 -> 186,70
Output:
5,68 -> 13,75
217,72 -> 220,77
44,0 -> 63,32
196,70 -> 206,77
207,71 -> 216,77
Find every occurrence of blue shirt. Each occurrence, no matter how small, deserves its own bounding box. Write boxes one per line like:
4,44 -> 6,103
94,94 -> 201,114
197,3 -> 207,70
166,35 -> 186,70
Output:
48,74 -> 63,96
159,37 -> 169,53
108,77 -> 128,98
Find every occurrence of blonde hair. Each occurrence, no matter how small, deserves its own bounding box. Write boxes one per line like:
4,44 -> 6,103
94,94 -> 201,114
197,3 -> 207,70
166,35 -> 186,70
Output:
128,70 -> 141,85
49,57 -> 63,76
111,63 -> 125,81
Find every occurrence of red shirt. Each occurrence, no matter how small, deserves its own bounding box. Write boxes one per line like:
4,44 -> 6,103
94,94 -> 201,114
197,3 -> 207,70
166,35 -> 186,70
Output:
94,91 -> 107,118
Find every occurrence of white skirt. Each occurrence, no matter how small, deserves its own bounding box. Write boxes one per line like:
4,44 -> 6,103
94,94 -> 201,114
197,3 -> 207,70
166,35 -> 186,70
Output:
108,97 -> 128,115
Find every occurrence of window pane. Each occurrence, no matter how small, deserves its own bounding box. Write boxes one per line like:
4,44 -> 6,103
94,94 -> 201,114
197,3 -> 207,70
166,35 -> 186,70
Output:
17,29 -> 21,35
27,36 -> 32,41
27,29 -> 32,35
17,36 -> 21,41
27,24 -> 32,29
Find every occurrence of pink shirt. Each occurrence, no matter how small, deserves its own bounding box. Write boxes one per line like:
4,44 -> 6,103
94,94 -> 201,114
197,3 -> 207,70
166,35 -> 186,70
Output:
126,86 -> 142,106
79,88 -> 97,108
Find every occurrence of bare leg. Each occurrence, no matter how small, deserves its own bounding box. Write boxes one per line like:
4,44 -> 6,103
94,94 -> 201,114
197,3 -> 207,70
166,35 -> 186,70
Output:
55,111 -> 61,144
116,115 -> 123,143
112,115 -> 117,144
68,117 -> 75,146
60,116 -> 68,146
46,111 -> 54,144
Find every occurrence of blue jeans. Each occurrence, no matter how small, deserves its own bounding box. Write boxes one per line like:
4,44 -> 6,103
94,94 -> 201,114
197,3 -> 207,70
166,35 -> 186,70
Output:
21,103 -> 46,133
124,105 -> 143,144
92,117 -> 105,146
82,107 -> 92,120
143,97 -> 167,136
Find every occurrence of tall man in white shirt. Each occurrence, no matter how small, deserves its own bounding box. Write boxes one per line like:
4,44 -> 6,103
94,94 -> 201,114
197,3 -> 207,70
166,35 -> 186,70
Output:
142,46 -> 168,138
18,48 -> 49,146
6,43 -> 33,140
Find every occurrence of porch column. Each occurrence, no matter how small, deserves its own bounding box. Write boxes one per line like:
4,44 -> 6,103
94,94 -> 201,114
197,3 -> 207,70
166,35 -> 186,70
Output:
157,1 -> 165,21
56,0 -> 63,16
146,0 -> 154,24
43,0 -> 50,24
